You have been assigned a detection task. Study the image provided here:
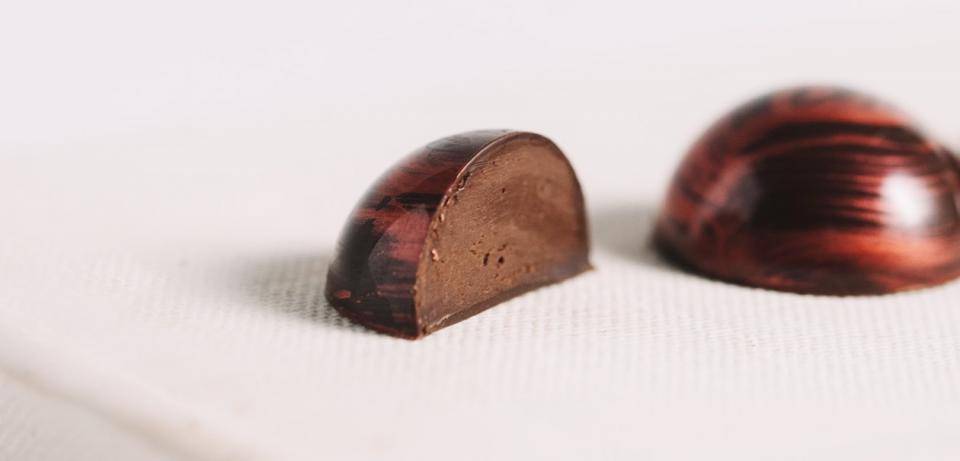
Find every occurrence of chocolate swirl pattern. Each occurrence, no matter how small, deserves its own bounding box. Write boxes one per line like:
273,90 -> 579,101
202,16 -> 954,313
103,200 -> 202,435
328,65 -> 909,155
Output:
327,130 -> 590,337
655,87 -> 960,295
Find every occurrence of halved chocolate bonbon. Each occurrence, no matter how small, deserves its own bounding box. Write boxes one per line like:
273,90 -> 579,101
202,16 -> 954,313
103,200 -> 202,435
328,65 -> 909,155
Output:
655,87 -> 960,295
326,130 -> 590,338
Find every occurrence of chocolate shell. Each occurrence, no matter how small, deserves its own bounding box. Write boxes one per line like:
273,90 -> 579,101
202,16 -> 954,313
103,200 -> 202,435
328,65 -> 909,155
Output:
326,130 -> 591,338
655,87 -> 960,295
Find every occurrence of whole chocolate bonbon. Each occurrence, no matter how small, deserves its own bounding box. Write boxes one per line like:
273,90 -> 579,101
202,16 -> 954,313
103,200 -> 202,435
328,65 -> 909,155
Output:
655,87 -> 960,295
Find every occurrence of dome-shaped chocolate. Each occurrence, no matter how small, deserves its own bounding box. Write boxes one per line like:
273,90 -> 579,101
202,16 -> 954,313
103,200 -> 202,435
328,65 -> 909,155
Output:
655,87 -> 960,295
327,130 -> 590,338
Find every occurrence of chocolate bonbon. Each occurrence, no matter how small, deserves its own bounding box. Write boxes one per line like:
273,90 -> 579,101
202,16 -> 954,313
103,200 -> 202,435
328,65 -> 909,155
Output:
655,87 -> 960,295
326,130 -> 591,338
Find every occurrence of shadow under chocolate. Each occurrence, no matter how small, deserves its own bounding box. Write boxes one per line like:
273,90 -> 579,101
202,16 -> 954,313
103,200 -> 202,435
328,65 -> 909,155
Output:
589,201 -> 675,271
231,250 -> 382,336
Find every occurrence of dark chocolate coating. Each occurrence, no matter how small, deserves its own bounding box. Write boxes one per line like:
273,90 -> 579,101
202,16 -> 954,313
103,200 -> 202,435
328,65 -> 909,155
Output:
655,87 -> 960,295
326,130 -> 590,338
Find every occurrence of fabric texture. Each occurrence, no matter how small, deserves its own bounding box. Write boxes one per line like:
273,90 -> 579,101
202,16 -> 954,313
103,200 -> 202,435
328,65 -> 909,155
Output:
1,126 -> 959,460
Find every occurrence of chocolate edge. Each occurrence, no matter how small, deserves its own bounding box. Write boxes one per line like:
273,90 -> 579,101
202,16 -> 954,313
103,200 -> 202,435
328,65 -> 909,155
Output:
324,130 -> 516,338
412,132 -> 592,337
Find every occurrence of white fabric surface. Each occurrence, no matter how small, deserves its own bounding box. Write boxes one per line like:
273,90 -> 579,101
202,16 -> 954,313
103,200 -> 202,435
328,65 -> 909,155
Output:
3,1 -> 960,459
3,133 -> 960,461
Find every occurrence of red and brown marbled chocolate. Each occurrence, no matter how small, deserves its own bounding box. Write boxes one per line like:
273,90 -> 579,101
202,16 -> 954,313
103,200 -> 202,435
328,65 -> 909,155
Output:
327,130 -> 590,338
655,87 -> 960,295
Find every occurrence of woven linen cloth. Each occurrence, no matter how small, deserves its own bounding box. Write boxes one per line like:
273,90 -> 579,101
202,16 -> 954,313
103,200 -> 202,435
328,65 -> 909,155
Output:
1,114 -> 959,460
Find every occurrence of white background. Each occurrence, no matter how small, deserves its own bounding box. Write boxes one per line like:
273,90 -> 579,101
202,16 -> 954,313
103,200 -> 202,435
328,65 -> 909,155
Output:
2,1 -> 960,460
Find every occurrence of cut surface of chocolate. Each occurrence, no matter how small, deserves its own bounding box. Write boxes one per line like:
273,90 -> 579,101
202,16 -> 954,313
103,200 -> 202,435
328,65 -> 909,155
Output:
654,86 -> 960,295
326,130 -> 590,338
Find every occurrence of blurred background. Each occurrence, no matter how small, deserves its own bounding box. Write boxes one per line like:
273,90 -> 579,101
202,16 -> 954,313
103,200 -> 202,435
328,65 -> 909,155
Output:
3,0 -> 959,246
3,1 -> 960,460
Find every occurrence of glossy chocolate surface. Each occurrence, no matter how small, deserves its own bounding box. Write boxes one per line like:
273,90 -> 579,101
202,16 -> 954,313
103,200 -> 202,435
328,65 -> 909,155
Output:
655,87 -> 960,295
327,130 -> 590,338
